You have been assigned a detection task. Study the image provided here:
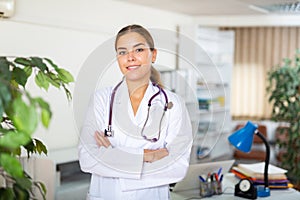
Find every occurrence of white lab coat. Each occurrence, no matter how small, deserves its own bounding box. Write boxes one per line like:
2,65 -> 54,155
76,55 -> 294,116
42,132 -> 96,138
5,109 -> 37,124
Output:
78,80 -> 193,200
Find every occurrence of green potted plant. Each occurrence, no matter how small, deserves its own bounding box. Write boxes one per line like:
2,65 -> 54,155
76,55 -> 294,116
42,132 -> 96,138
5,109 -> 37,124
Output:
0,56 -> 74,199
267,50 -> 300,190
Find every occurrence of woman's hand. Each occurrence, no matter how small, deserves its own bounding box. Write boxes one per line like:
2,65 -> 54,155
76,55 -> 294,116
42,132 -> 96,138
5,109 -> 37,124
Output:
94,131 -> 111,148
143,148 -> 169,163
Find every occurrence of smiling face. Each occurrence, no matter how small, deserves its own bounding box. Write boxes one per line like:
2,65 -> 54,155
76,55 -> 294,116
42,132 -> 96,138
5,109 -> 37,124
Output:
116,32 -> 157,83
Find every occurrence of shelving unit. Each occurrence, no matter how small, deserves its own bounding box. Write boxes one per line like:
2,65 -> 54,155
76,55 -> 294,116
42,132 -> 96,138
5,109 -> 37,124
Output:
178,25 -> 235,163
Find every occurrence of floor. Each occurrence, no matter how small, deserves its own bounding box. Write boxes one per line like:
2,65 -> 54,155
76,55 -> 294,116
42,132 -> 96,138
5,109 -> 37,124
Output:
55,162 -> 90,200
56,176 -> 89,200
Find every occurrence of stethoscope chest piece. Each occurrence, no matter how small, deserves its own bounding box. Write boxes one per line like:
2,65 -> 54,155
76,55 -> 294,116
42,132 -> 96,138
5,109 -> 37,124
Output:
104,125 -> 114,137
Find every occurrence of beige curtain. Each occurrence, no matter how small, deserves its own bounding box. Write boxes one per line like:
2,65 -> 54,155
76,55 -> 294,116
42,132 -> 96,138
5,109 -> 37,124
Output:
224,27 -> 300,120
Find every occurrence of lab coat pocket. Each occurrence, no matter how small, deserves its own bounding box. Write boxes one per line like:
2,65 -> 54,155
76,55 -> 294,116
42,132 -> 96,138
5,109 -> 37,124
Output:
86,192 -> 104,200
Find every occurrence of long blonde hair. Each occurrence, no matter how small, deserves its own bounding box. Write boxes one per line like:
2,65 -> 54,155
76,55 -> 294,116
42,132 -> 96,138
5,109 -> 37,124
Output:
150,66 -> 163,87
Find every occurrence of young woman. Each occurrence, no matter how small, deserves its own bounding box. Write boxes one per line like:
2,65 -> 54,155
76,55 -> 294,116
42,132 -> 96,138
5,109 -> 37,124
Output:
78,24 -> 193,200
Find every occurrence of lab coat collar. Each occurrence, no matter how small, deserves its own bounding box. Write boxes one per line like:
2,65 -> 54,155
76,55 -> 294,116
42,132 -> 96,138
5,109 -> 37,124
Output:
113,79 -> 167,141
114,80 -> 156,125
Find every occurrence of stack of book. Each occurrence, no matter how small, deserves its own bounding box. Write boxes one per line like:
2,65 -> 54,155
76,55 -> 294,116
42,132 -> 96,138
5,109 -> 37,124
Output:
231,162 -> 293,189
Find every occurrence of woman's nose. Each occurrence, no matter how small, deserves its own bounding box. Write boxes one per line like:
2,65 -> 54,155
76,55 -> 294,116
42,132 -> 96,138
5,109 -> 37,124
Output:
127,50 -> 136,61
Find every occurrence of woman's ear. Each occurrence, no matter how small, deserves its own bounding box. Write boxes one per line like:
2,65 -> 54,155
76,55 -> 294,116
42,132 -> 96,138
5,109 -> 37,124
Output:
151,49 -> 157,63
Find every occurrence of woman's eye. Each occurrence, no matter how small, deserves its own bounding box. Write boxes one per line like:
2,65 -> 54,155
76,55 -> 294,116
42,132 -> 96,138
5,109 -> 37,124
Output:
118,50 -> 127,55
135,48 -> 144,53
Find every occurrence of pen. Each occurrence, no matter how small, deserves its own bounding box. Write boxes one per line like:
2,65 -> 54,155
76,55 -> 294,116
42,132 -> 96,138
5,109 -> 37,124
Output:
219,174 -> 224,182
214,173 -> 219,182
199,175 -> 206,182
217,167 -> 222,176
210,174 -> 214,182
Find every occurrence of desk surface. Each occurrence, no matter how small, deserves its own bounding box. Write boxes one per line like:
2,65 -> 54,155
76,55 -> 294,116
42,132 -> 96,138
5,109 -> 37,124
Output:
171,174 -> 300,200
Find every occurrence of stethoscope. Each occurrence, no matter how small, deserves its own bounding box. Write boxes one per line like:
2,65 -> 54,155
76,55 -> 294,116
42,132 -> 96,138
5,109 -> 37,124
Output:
104,78 -> 173,142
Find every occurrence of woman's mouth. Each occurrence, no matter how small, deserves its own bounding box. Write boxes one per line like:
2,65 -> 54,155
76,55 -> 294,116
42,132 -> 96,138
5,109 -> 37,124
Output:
126,65 -> 140,70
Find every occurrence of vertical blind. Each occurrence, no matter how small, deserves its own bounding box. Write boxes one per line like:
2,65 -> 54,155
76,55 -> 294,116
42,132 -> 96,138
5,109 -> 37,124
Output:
223,27 -> 300,120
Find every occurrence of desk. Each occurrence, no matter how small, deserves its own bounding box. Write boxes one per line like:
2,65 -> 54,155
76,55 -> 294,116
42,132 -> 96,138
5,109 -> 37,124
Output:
171,174 -> 300,200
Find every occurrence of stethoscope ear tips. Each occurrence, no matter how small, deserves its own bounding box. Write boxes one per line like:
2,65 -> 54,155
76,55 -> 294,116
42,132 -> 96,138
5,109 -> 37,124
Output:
167,102 -> 173,109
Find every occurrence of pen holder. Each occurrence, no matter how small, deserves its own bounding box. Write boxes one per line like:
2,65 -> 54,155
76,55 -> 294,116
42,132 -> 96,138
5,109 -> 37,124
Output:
211,180 -> 222,195
199,181 -> 213,197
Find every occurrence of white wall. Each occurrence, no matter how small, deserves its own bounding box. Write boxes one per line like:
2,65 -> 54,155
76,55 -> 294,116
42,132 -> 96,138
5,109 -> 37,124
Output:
193,14 -> 300,27
0,0 -> 193,150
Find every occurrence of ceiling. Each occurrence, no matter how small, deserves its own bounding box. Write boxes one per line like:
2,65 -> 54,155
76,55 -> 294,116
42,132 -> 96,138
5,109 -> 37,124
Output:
115,0 -> 300,16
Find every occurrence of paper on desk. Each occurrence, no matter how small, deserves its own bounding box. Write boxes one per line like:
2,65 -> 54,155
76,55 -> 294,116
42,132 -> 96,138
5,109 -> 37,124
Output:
238,162 -> 287,174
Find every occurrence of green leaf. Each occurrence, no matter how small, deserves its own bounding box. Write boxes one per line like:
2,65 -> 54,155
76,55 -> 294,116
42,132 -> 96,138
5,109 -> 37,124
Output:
34,181 -> 47,200
57,68 -> 74,83
35,71 -> 50,91
33,98 -> 52,127
44,58 -> 59,70
11,97 -> 38,135
23,140 -> 36,157
283,58 -> 292,67
63,85 -> 73,101
0,188 -> 14,200
0,81 -> 9,121
46,72 -> 61,88
23,139 -> 48,157
0,81 -> 11,108
14,57 -> 31,66
13,183 -> 30,200
12,147 -> 21,156
34,97 -> 50,110
0,98 -> 3,121
0,153 -> 24,178
0,57 -> 12,80
30,57 -> 48,71
0,130 -> 31,149
12,67 -> 28,87
15,176 -> 32,191
41,108 -> 51,128
35,139 -> 48,155
23,66 -> 32,78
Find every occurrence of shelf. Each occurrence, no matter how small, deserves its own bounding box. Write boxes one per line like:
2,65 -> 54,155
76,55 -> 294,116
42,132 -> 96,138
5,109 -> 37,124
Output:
179,25 -> 234,162
197,83 -> 229,90
197,107 -> 229,114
